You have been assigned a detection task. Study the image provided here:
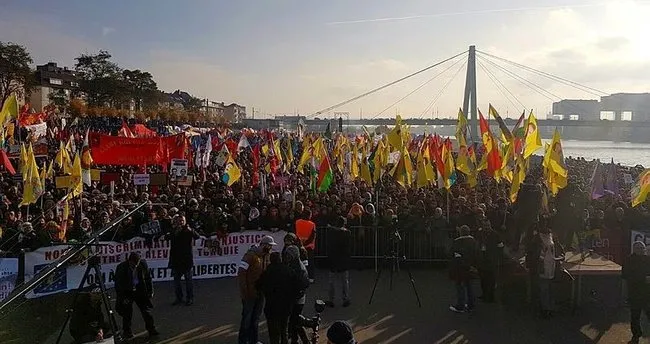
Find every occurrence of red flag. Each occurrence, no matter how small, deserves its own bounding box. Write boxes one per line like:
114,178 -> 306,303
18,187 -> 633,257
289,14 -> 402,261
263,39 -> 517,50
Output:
1,150 -> 16,175
479,111 -> 502,177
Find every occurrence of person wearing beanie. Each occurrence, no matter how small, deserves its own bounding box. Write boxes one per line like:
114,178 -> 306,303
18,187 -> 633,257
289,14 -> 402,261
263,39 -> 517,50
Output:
326,321 -> 356,344
623,241 -> 650,344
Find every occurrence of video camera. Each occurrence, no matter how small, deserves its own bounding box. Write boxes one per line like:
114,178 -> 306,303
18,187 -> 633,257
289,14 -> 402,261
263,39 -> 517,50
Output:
298,300 -> 326,344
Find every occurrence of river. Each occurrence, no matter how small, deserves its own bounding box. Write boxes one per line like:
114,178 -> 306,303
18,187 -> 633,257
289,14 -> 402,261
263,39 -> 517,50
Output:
557,140 -> 650,167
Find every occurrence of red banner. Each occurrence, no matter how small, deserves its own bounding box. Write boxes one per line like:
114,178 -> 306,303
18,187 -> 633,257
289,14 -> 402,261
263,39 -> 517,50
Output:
89,133 -> 187,166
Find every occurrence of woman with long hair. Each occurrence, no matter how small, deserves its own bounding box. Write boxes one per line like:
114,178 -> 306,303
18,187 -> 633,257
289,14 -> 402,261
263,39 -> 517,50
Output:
283,245 -> 310,344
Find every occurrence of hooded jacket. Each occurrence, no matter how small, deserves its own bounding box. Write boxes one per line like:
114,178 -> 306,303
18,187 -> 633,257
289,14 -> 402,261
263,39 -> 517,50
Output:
238,245 -> 268,300
284,245 -> 310,305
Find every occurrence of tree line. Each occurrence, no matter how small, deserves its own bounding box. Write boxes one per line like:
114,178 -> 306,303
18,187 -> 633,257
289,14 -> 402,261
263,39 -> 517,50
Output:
0,41 -> 225,124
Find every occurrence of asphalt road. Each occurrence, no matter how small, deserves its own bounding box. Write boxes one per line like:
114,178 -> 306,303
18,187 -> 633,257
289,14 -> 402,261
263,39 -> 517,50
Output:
37,268 -> 644,344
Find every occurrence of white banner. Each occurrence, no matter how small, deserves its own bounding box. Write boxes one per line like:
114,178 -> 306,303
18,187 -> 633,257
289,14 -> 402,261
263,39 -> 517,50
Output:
24,231 -> 287,298
0,258 -> 19,301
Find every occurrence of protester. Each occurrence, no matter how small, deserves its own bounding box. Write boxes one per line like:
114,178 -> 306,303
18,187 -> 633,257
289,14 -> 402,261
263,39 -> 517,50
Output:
622,241 -> 650,344
166,214 -> 200,306
476,223 -> 504,303
326,216 -> 352,308
284,245 -> 310,344
114,252 -> 159,340
256,252 -> 295,344
449,225 -> 478,313
295,209 -> 316,283
237,235 -> 275,344
527,223 -> 565,319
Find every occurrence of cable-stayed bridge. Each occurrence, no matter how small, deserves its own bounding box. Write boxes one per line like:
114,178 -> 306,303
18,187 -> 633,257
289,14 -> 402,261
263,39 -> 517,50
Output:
245,45 -> 650,141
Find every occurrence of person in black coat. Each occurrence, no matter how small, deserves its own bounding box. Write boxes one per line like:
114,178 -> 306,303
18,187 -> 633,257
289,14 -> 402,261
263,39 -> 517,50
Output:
476,224 -> 504,303
326,216 -> 352,308
166,215 -> 200,306
256,252 -> 296,344
114,252 -> 158,339
449,225 -> 478,313
622,241 -> 650,344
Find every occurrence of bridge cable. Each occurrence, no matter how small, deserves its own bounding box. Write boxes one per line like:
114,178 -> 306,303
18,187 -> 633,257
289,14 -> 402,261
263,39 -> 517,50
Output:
418,60 -> 468,119
477,50 -> 608,97
476,58 -> 526,113
478,55 -> 596,117
477,55 -> 559,103
369,55 -> 467,120
305,50 -> 468,119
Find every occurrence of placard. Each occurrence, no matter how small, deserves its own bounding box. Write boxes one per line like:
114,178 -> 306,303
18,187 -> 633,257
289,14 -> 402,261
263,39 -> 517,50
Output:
169,159 -> 188,182
133,174 -> 150,186
140,220 -> 161,235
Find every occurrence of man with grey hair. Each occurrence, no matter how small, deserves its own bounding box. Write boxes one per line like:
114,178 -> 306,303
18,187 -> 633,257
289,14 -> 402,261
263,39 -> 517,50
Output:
622,241 -> 650,344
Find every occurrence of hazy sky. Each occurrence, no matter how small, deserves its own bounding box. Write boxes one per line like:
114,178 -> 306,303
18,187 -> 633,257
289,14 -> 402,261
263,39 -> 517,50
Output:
2,0 -> 649,118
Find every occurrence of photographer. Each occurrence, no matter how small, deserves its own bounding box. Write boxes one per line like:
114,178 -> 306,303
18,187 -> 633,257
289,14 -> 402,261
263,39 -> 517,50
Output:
326,216 -> 352,308
284,245 -> 310,344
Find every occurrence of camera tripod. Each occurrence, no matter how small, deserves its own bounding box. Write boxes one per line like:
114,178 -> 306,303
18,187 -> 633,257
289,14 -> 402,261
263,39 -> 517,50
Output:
368,229 -> 422,308
56,252 -> 122,344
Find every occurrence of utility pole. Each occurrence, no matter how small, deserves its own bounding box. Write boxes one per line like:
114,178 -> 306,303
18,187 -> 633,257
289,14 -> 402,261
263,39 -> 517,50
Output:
462,45 -> 478,142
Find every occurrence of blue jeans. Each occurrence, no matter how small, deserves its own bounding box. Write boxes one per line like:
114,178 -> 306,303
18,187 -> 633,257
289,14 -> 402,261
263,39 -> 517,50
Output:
173,268 -> 194,301
239,296 -> 264,344
455,280 -> 475,310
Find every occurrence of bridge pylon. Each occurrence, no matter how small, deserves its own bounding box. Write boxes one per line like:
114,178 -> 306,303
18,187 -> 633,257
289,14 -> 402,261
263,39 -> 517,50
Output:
462,45 -> 478,142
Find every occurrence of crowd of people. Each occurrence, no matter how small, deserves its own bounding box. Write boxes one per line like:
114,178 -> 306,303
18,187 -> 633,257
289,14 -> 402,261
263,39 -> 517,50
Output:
0,113 -> 649,343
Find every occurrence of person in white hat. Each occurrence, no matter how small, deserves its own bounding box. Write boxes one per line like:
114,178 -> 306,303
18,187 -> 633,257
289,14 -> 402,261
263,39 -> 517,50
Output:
237,235 -> 276,344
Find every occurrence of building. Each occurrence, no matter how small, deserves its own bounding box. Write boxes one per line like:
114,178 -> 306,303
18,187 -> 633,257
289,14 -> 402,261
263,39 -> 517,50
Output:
552,99 -> 599,120
223,103 -> 246,123
200,100 -> 225,119
599,93 -> 650,121
29,62 -> 78,111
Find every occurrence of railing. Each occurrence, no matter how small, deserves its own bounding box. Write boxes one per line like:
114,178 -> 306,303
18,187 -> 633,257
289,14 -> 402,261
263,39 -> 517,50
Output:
313,225 -> 456,262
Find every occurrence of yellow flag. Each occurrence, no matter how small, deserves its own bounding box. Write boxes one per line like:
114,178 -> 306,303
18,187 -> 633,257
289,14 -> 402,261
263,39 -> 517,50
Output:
273,139 -> 283,165
71,153 -> 83,197
391,145 -> 413,188
350,143 -> 359,179
359,146 -> 372,185
542,129 -> 568,196
56,141 -> 73,175
456,108 -> 468,141
20,144 -> 43,205
523,111 -> 542,159
416,143 -> 433,188
509,155 -> 526,203
387,115 -> 404,150
631,169 -> 650,207
0,93 -> 19,127
222,155 -> 242,186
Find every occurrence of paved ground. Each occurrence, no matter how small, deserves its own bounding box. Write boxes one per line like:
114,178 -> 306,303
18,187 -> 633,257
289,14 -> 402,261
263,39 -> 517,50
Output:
10,268 -> 649,343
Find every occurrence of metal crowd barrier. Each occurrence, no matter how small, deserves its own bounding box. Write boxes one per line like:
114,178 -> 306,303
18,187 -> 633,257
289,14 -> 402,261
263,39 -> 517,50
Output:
313,225 -> 456,262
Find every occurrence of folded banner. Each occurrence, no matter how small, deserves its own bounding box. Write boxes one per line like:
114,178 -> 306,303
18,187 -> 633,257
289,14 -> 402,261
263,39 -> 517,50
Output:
89,133 -> 186,166
24,230 -> 287,298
